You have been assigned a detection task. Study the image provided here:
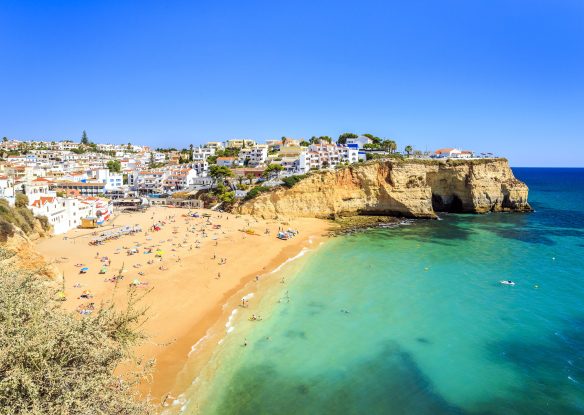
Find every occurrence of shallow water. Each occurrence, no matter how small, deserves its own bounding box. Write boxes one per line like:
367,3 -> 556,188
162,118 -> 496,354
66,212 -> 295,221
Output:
185,168 -> 584,415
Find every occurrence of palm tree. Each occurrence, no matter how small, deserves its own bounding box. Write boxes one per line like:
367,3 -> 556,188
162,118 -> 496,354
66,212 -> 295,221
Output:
404,145 -> 413,156
385,140 -> 397,154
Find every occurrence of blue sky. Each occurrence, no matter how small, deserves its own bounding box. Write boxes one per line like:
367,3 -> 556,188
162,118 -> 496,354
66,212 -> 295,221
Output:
0,0 -> 582,166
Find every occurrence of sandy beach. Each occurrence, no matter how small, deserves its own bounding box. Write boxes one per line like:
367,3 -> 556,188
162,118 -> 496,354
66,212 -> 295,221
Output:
35,206 -> 330,405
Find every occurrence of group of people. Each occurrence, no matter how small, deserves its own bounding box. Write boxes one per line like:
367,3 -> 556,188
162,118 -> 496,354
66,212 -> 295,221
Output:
89,225 -> 143,245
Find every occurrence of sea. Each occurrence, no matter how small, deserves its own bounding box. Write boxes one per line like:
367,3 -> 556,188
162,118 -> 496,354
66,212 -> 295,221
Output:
180,168 -> 584,415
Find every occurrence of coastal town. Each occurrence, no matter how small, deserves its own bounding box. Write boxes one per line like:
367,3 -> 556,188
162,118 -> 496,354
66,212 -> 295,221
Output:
0,131 -> 484,235
0,130 -> 513,409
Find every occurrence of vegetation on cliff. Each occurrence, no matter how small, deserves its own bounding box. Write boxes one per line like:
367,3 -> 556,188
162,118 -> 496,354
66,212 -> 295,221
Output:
281,174 -> 308,188
0,264 -> 155,415
0,195 -> 50,243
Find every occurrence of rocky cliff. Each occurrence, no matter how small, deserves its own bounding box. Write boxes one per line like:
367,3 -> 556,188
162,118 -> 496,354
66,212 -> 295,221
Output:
0,223 -> 56,279
235,158 -> 532,219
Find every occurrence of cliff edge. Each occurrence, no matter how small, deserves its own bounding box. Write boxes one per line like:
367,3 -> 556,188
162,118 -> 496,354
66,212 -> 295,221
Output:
235,158 -> 532,219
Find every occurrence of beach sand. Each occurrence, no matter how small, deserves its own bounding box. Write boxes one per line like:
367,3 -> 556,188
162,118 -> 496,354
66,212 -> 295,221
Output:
35,206 -> 330,404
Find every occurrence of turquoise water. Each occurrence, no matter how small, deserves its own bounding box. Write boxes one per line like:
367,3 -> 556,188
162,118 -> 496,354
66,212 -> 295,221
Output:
190,168 -> 584,415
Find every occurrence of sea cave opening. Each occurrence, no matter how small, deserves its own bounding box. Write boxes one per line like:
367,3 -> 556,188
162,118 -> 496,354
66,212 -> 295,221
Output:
431,193 -> 464,213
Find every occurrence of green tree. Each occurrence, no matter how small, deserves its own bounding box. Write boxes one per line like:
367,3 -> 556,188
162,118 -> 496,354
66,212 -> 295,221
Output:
309,136 -> 321,145
189,144 -> 194,161
337,132 -> 358,145
319,136 -> 333,144
404,145 -> 413,156
263,163 -> 284,179
209,165 -> 234,184
381,140 -> 397,153
2,137 -> 8,143
245,172 -> 255,185
148,152 -> 156,168
80,130 -> 89,145
126,142 -> 132,151
363,133 -> 382,145
299,140 -> 310,147
106,160 -> 121,173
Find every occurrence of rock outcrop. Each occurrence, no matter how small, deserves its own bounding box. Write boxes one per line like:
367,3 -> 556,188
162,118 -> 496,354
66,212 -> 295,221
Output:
0,224 -> 56,279
235,158 -> 532,219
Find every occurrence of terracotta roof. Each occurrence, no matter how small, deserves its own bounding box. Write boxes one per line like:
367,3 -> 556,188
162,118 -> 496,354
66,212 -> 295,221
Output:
31,196 -> 55,208
435,148 -> 458,154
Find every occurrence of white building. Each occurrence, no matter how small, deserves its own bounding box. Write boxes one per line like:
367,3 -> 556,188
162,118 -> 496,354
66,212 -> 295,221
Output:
433,148 -> 473,159
95,169 -> 124,190
0,175 -> 16,205
163,168 -> 198,191
128,170 -> 167,193
298,143 -> 358,171
346,135 -> 373,149
238,145 -> 268,167
29,195 -> 113,234
192,146 -> 215,162
188,160 -> 209,177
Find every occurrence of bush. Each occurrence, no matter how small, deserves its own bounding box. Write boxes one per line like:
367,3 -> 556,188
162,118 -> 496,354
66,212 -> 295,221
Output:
219,191 -> 236,204
244,186 -> 270,201
36,215 -> 50,231
281,175 -> 307,188
0,199 -> 51,239
0,219 -> 14,242
15,193 -> 28,208
0,265 -> 156,414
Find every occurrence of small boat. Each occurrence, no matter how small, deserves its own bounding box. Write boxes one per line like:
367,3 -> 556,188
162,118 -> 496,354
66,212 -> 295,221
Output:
500,280 -> 515,286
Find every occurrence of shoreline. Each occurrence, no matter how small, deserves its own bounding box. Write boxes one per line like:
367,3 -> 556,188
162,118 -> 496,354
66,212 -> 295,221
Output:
148,232 -> 326,404
34,206 -> 332,409
173,238 -> 328,414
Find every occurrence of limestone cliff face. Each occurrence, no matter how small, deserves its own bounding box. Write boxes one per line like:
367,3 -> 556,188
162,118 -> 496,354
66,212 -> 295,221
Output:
236,158 -> 531,219
0,224 -> 56,278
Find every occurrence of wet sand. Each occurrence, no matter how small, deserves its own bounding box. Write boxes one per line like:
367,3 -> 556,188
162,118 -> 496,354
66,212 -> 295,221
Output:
35,206 -> 330,404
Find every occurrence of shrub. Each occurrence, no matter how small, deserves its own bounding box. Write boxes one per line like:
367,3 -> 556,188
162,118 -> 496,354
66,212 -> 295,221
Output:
0,265 -> 156,414
219,191 -> 236,204
281,175 -> 307,188
0,219 -> 14,242
15,193 -> 28,208
244,186 -> 270,201
36,215 -> 50,231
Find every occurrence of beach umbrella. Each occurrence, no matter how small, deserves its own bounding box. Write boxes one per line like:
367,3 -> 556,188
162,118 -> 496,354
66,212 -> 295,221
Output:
80,267 -> 89,272
131,279 -> 141,286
